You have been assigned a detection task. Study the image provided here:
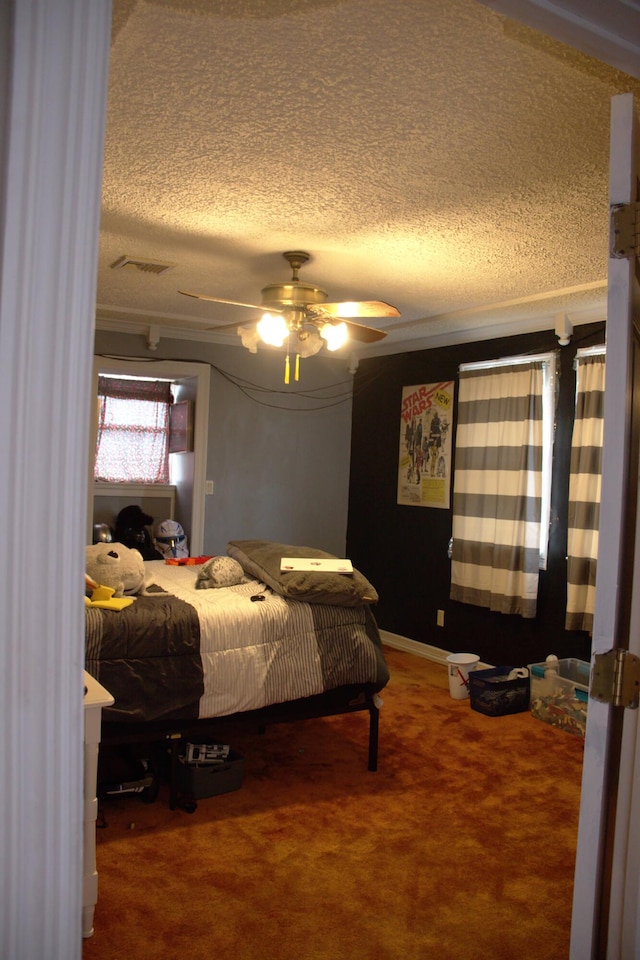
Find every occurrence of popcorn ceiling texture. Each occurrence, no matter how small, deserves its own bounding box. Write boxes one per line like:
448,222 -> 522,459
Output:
97,0 -> 638,350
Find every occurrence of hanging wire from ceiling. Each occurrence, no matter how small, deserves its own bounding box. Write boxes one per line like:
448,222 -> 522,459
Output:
97,354 -> 357,411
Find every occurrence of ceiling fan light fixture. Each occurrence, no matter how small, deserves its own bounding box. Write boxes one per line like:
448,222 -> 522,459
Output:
320,321 -> 349,351
257,312 -> 288,347
238,325 -> 260,353
296,329 -> 324,358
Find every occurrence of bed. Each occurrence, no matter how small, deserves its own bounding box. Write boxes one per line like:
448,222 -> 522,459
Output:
85,540 -> 389,808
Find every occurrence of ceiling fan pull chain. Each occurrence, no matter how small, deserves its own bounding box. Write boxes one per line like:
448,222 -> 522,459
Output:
295,354 -> 300,382
284,353 -> 290,384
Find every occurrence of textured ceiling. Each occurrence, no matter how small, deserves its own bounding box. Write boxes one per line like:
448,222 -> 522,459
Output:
96,0 -> 640,356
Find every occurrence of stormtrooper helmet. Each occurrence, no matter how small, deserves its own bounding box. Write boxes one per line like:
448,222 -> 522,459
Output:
154,519 -> 188,559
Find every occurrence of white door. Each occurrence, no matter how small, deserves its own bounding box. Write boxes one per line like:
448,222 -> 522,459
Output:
570,92 -> 640,959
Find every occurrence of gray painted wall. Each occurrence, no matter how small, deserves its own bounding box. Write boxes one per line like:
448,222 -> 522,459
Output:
93,329 -> 354,556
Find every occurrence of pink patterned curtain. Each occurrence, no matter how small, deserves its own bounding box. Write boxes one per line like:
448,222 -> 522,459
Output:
94,377 -> 172,483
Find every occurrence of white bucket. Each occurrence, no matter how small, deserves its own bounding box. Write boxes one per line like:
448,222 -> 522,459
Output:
446,653 -> 480,700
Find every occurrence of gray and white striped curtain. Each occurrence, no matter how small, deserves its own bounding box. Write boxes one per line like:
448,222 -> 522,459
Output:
565,353 -> 605,632
450,361 -> 544,618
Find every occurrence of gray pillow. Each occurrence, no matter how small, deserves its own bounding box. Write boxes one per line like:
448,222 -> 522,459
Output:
226,540 -> 378,606
196,556 -> 246,589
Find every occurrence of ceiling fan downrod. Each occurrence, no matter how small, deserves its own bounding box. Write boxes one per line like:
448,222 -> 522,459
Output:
282,250 -> 310,282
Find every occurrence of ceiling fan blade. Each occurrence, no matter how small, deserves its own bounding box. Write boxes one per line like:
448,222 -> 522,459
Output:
342,319 -> 388,343
314,300 -> 400,319
205,320 -> 253,333
179,290 -> 283,312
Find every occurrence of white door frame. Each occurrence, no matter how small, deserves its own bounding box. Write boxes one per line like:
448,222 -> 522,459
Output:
570,92 -> 640,960
604,94 -> 640,960
90,356 -> 210,555
0,3 -> 111,957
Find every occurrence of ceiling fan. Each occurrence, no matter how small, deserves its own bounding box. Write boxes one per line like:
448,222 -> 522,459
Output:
178,251 -> 400,382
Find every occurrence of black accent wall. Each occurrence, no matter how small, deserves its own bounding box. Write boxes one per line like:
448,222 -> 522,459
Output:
347,322 -> 606,668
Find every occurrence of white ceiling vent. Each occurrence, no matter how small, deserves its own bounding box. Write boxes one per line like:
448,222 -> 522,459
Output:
110,255 -> 175,275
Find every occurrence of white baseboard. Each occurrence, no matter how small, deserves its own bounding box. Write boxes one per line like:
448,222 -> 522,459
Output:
380,630 -> 451,664
380,630 -> 493,670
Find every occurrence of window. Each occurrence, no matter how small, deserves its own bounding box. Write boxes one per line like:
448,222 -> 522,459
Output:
94,376 -> 173,483
449,352 -> 556,619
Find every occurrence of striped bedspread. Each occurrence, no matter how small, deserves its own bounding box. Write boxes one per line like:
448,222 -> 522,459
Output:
85,560 -> 389,724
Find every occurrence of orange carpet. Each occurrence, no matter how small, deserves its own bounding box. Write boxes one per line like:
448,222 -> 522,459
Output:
82,647 -> 584,960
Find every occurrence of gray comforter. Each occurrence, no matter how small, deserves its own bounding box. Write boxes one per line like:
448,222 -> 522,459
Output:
85,543 -> 388,725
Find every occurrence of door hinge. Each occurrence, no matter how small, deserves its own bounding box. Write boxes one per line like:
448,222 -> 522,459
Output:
591,649 -> 640,709
610,202 -> 639,259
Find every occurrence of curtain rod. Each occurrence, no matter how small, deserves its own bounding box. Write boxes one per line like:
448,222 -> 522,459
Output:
460,351 -> 555,372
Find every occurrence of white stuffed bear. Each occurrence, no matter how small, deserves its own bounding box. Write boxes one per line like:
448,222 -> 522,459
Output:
85,542 -> 146,597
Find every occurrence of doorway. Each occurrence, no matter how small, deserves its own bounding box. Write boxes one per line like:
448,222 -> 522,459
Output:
88,356 -> 210,555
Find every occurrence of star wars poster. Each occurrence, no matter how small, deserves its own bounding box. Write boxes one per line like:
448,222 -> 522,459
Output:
397,381 -> 454,508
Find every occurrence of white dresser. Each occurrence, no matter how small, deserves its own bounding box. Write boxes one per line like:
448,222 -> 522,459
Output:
83,672 -> 114,938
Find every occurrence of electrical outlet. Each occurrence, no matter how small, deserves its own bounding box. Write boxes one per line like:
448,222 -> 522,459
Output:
437,609 -> 445,627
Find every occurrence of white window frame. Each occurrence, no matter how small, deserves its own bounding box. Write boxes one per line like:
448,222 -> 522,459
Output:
88,357 -> 210,556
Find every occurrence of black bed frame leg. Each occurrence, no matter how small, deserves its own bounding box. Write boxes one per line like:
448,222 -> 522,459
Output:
168,734 -> 180,810
368,703 -> 379,772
